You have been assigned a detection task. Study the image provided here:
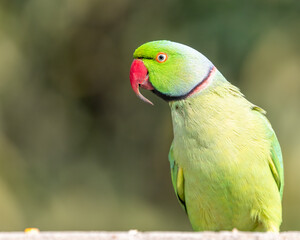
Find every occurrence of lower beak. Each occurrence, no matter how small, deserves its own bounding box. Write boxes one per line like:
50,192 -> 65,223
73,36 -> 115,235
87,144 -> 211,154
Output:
129,59 -> 154,105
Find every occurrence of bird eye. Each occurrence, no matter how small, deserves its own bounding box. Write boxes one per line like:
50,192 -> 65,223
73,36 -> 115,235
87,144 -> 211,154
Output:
156,52 -> 168,63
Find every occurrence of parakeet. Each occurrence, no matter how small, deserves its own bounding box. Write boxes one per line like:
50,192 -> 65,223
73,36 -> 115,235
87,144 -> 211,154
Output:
129,40 -> 283,232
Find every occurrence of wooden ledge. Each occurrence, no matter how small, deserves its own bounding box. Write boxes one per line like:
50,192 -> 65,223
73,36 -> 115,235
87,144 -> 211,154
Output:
0,231 -> 299,240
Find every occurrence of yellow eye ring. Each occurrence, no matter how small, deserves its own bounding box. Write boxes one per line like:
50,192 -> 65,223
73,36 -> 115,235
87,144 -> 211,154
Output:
156,52 -> 168,63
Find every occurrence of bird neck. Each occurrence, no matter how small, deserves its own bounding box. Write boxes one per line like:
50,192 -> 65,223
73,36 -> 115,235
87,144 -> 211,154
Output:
169,70 -> 247,145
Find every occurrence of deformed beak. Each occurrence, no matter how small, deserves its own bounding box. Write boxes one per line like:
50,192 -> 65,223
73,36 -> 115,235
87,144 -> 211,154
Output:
129,59 -> 154,105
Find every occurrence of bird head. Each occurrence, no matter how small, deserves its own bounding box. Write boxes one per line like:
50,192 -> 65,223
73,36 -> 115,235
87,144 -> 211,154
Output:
129,40 -> 215,105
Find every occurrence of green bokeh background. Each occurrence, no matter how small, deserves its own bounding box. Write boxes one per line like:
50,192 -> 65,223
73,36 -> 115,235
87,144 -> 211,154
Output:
0,0 -> 299,231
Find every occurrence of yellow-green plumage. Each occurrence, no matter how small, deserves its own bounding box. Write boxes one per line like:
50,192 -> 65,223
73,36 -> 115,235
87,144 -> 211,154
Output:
169,70 -> 282,231
130,40 -> 283,232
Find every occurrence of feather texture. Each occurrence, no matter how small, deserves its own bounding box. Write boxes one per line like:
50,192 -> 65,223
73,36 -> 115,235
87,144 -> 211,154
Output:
169,70 -> 283,231
130,40 -> 283,232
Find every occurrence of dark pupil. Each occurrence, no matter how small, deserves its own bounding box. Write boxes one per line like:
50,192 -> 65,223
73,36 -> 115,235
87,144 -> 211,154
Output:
158,55 -> 164,61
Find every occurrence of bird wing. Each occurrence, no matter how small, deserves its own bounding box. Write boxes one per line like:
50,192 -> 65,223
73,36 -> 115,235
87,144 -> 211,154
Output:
169,143 -> 187,212
252,106 -> 284,198
268,128 -> 284,198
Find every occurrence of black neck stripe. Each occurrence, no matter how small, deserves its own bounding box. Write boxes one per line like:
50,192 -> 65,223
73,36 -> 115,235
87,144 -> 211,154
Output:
151,65 -> 215,102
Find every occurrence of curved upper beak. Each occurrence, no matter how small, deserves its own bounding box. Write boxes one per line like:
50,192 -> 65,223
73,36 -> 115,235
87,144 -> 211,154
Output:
129,59 -> 154,105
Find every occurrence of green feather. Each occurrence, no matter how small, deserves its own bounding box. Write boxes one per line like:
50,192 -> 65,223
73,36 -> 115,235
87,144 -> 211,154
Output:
169,143 -> 186,211
252,106 -> 284,198
132,40 -> 284,232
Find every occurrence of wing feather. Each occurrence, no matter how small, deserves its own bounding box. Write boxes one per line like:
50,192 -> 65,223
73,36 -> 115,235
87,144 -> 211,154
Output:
252,106 -> 284,198
169,143 -> 187,212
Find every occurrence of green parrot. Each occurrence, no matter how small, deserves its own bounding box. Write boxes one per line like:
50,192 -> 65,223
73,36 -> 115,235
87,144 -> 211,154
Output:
129,40 -> 283,232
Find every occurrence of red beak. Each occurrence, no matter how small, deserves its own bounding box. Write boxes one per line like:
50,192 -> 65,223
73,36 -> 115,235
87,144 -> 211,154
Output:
130,59 -> 154,105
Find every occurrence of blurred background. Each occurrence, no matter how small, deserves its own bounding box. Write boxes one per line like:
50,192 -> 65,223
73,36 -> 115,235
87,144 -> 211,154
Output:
0,0 -> 299,231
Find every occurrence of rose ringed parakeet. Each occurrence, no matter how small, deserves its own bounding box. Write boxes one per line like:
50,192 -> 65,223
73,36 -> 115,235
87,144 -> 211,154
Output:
129,40 -> 283,232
